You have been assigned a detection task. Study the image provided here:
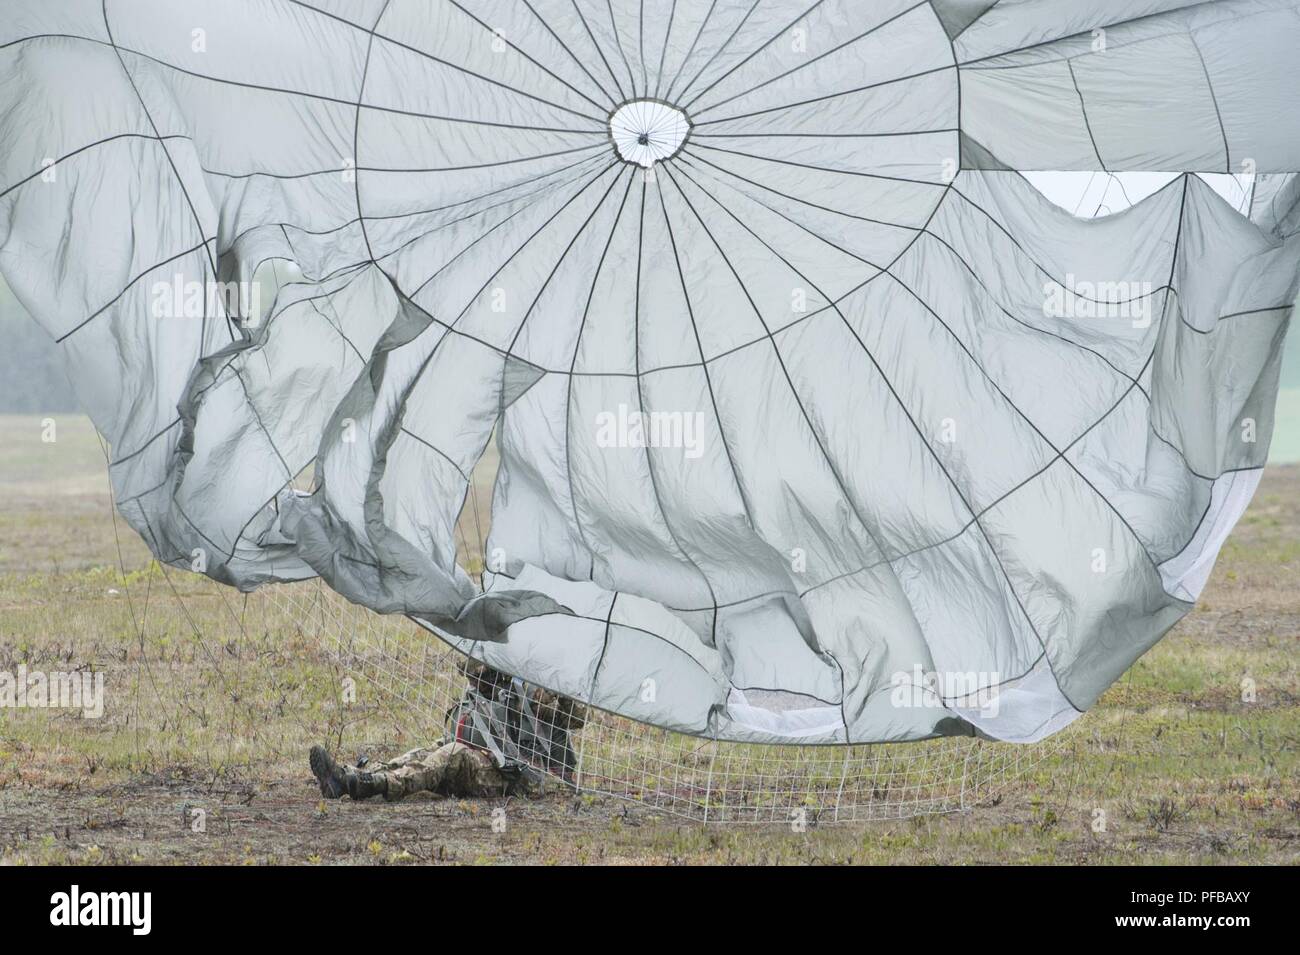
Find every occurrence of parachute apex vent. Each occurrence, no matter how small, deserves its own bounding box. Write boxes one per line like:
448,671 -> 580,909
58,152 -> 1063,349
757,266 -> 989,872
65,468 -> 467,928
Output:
609,99 -> 690,168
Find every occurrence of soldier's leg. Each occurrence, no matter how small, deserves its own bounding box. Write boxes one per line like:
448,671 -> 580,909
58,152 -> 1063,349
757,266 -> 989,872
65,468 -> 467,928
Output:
439,742 -> 511,798
310,742 -> 530,801
309,745 -> 386,800
374,747 -> 446,802
375,742 -> 506,799
371,747 -> 432,774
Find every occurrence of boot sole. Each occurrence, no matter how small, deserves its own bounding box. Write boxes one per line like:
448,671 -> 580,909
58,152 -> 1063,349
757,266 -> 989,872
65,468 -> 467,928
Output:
309,745 -> 345,799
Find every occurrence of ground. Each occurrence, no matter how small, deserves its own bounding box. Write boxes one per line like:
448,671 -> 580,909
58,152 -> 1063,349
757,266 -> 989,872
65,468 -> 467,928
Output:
0,414 -> 1296,865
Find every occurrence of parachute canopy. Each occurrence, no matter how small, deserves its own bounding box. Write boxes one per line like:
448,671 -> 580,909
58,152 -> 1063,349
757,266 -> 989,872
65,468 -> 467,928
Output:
3,0 -> 1299,744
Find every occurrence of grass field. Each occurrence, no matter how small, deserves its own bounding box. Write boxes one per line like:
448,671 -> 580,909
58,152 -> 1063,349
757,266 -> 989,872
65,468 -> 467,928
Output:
0,414 -> 1296,865
1271,388 -> 1300,465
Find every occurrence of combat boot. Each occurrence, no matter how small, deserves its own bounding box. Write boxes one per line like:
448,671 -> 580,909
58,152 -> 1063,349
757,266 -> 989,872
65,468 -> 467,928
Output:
346,769 -> 387,801
309,744 -> 388,801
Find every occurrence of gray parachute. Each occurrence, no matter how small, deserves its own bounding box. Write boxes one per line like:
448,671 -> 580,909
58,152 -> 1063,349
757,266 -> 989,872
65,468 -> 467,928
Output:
2,0 -> 1298,744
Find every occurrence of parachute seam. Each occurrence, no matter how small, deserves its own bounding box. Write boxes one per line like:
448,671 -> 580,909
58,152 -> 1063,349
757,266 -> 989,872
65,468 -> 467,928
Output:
917,230 -> 1148,397
682,0 -> 835,112
197,143 -> 605,180
219,151 -> 606,247
661,164 -> 939,731
486,165 -> 631,578
569,0 -> 630,102
675,162 -> 1048,700
285,0 -> 608,125
938,0 -> 1003,43
53,238 -> 215,343
691,63 -> 956,129
312,166 -> 620,600
1187,32 -> 1232,172
228,365 -> 295,482
408,161 -> 619,301
563,175 -> 639,580
115,474 -> 172,510
654,167 -> 764,541
350,0 -> 391,266
671,166 -> 1082,713
521,0 -> 621,109
638,0 -> 649,96
693,128 -> 960,141
631,177 -> 723,643
442,0 -> 615,113
949,183 -> 1180,304
662,0 -> 718,103
0,132 -> 188,200
1066,60 -> 1107,170
957,8 -> 1238,68
604,0 -> 640,99
1197,303 -> 1296,330
887,257 -> 1175,585
109,418 -> 181,471
692,0 -> 930,117
398,429 -> 470,484
1160,467 -> 1265,580
679,148 -> 927,231
588,594 -> 620,700
689,140 -> 953,188
651,0 -> 678,100
1147,428 -> 1263,486
375,157 -> 614,281
672,0 -> 762,106
100,3 -> 231,346
10,30 -> 606,136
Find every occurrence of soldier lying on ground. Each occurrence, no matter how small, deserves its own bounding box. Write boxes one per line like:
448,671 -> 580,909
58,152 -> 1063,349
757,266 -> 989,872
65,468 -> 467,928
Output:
309,660 -> 587,802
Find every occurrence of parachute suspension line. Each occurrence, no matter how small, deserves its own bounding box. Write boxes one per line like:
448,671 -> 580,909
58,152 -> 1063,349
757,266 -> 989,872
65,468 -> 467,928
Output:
1237,172 -> 1256,216
703,745 -> 716,824
1072,171 -> 1100,216
96,433 -> 179,757
455,519 -> 474,583
467,462 -> 486,586
455,430 -> 498,589
959,740 -> 977,810
96,433 -> 301,772
1093,173 -> 1115,217
574,715 -> 588,794
832,749 -> 851,822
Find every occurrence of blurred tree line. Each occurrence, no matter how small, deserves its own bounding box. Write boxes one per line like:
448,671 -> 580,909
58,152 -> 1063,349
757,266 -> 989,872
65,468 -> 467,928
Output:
1,278 -> 80,413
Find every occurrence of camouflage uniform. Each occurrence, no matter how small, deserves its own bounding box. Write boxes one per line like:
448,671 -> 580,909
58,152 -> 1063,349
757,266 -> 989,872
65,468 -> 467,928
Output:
447,660 -> 587,788
365,741 -> 510,801
310,660 -> 587,802
513,683 -> 587,781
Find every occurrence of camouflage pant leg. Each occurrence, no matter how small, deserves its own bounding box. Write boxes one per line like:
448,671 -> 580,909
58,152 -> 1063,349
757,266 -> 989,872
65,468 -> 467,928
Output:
371,742 -> 506,801
438,742 -> 511,798
367,747 -> 439,801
